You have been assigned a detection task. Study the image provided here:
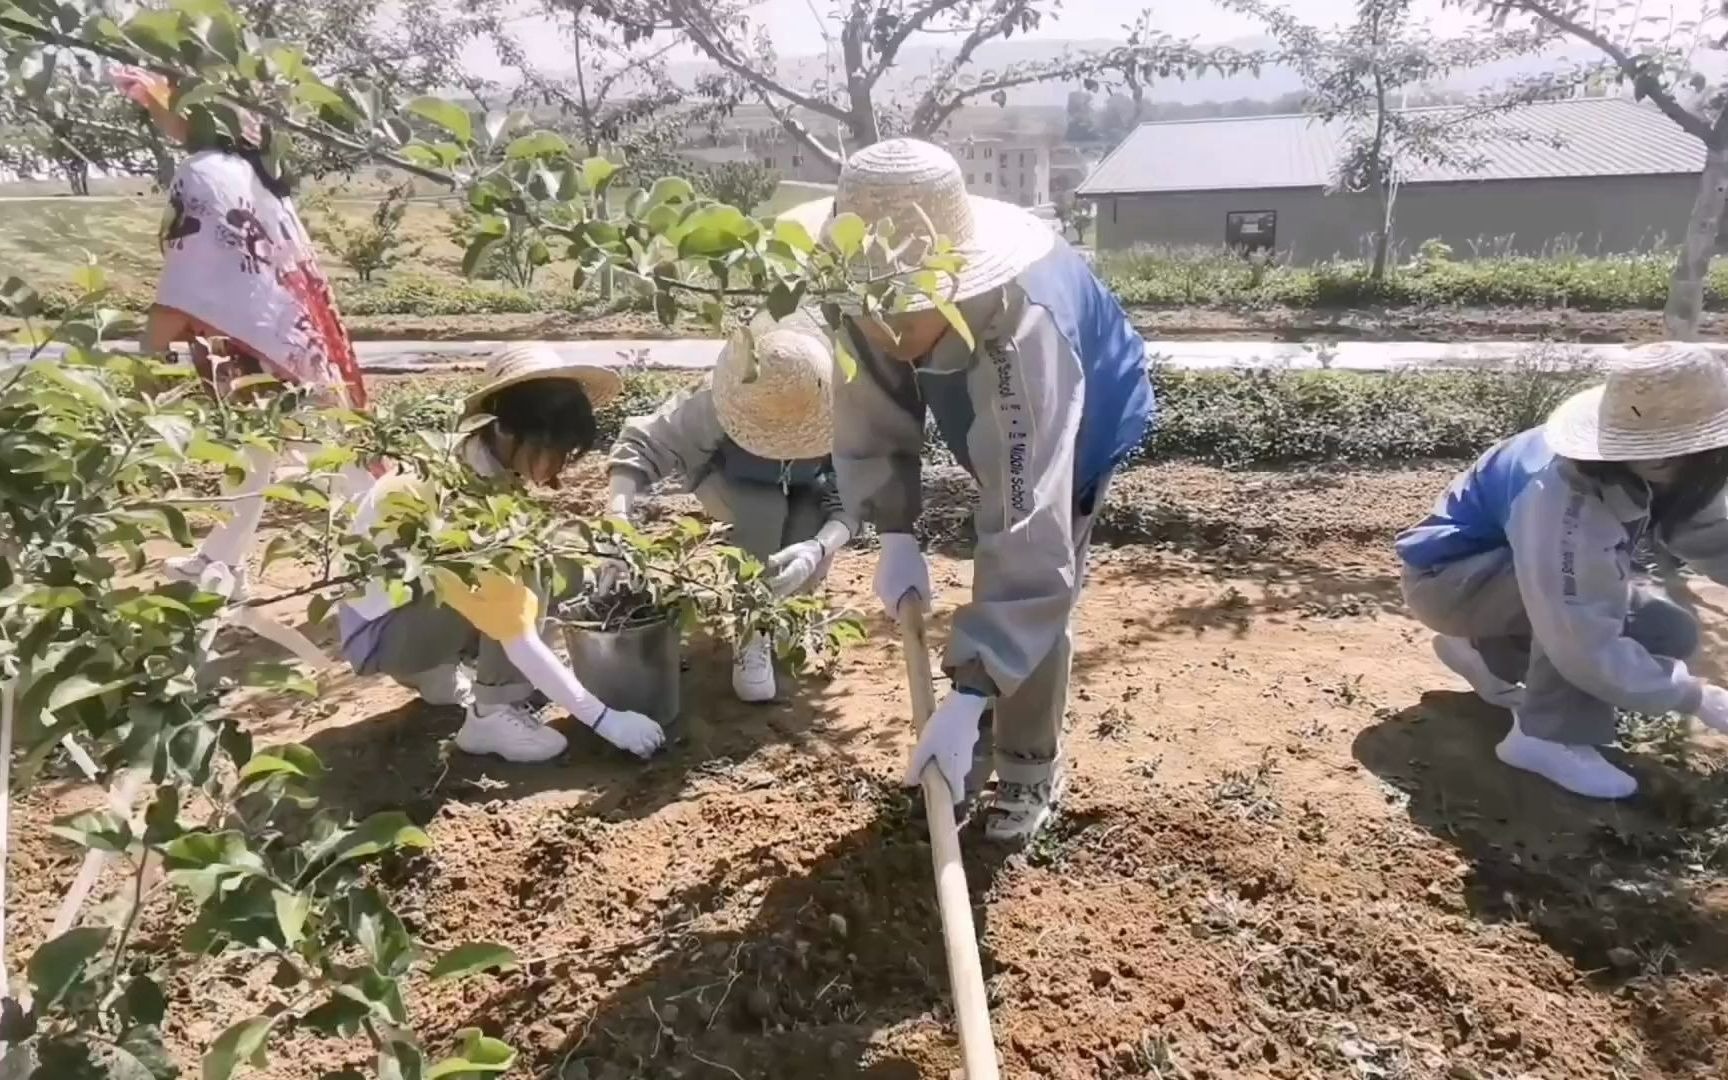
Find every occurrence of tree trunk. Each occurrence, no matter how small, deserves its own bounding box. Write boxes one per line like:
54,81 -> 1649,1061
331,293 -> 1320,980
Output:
1664,143 -> 1728,339
66,159 -> 89,197
1370,177 -> 1394,282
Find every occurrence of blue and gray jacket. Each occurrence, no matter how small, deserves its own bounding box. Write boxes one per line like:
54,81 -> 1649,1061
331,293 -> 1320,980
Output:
833,237 -> 1155,698
1397,427 -> 1728,713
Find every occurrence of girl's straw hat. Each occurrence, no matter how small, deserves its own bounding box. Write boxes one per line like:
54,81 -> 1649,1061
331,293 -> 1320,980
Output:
1546,341 -> 1728,461
779,138 -> 1054,311
463,343 -> 623,413
712,315 -> 834,461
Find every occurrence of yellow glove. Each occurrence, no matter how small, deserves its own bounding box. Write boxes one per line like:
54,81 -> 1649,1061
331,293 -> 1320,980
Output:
431,568 -> 540,641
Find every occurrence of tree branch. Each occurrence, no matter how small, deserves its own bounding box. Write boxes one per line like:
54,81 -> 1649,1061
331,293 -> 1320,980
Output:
0,14 -> 460,187
908,0 -> 1035,133
868,0 -> 972,83
646,0 -> 852,122
1492,0 -> 1716,143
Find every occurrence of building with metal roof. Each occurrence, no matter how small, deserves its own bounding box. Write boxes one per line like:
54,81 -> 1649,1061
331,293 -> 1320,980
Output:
1076,97 -> 1710,261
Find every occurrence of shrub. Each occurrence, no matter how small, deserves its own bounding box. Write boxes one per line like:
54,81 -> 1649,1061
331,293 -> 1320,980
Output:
1142,348 -> 1598,466
336,272 -> 568,316
694,161 -> 781,212
1098,245 -> 1727,312
308,184 -> 423,282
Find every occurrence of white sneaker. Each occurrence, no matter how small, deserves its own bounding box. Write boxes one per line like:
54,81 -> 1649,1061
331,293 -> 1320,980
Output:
165,553 -> 250,602
1432,635 -> 1523,708
454,702 -> 567,763
985,759 -> 1066,844
1496,717 -> 1636,800
399,663 -> 473,707
732,632 -> 776,703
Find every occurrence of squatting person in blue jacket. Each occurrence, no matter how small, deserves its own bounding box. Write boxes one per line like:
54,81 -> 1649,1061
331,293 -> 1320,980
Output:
781,138 -> 1155,844
1397,342 -> 1728,800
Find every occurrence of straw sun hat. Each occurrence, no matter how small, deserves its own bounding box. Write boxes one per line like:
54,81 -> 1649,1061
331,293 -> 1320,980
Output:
463,343 -> 623,414
1545,341 -> 1728,461
780,138 -> 1054,311
711,316 -> 834,461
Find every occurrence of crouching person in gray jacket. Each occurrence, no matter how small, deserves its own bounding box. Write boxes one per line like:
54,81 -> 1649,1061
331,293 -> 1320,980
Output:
606,313 -> 857,703
1398,342 -> 1728,800
780,139 -> 1155,844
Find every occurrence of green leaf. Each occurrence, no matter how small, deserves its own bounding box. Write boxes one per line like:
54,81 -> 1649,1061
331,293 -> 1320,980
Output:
301,995 -> 370,1038
202,1014 -> 273,1080
122,975 -> 169,1027
72,262 -> 107,295
117,1024 -> 177,1080
461,235 -> 501,278
773,218 -> 816,253
238,745 -> 324,785
47,673 -> 128,714
425,1029 -> 516,1078
379,1040 -> 425,1080
144,786 -> 182,844
646,176 -> 696,207
505,130 -> 570,160
242,661 -> 317,698
828,212 -> 866,259
28,925 -> 113,1009
428,942 -> 518,982
933,298 -> 974,350
407,97 -> 473,144
580,157 -> 619,194
143,415 -> 196,457
50,808 -> 134,853
273,891 -> 312,948
323,812 -> 432,868
1,275 -> 41,318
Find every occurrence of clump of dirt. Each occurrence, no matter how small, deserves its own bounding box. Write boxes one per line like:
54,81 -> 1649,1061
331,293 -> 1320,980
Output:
11,456 -> 1728,1079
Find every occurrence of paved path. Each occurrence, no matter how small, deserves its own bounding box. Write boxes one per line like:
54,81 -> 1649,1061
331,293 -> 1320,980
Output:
17,337 -> 1629,373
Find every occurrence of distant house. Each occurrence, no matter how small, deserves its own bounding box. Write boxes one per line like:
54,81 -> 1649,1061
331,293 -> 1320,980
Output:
1076,98 -> 1711,261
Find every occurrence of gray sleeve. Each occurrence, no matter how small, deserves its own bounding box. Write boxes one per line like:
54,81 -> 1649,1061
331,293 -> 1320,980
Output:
606,383 -> 726,489
1662,492 -> 1728,583
945,301 -> 1082,699
832,327 -> 926,532
1508,474 -> 1704,713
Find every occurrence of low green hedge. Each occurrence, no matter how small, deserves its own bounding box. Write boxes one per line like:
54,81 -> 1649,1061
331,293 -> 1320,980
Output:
1099,247 -> 1716,312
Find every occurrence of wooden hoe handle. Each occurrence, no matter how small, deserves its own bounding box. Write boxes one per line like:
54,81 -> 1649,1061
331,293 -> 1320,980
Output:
897,598 -> 1000,1080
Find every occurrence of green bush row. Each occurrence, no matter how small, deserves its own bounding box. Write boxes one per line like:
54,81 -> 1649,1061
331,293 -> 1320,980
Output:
1141,355 -> 1593,466
1098,246 -> 1716,311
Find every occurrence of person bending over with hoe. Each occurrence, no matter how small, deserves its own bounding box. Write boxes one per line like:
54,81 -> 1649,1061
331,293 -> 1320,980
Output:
782,139 -> 1154,844
337,345 -> 665,764
605,314 -> 856,703
111,65 -> 369,600
1398,342 -> 1728,799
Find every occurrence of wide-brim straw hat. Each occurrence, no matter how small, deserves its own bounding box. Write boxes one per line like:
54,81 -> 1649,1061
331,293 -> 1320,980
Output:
463,343 -> 623,414
779,138 -> 1054,311
712,314 -> 834,460
1545,341 -> 1728,461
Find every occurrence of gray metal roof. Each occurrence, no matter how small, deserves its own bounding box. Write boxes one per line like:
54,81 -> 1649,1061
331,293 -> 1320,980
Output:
1076,97 -> 1707,196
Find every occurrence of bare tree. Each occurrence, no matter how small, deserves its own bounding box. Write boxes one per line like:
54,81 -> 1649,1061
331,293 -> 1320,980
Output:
1235,0 -> 1565,280
618,0 -> 1258,172
1473,0 -> 1728,336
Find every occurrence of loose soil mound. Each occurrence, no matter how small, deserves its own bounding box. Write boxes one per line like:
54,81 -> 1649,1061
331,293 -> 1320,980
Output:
10,460 -> 1728,1078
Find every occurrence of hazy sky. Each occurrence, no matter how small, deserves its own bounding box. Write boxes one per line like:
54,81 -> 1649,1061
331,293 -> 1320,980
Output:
472,0 -> 1487,78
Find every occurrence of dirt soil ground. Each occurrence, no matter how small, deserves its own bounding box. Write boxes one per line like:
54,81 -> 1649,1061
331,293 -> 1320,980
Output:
10,455 -> 1728,1079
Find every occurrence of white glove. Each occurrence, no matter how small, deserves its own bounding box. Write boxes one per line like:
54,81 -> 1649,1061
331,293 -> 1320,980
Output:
874,532 -> 931,621
1698,683 -> 1728,734
766,521 -> 851,597
592,707 -> 667,759
903,690 -> 986,796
